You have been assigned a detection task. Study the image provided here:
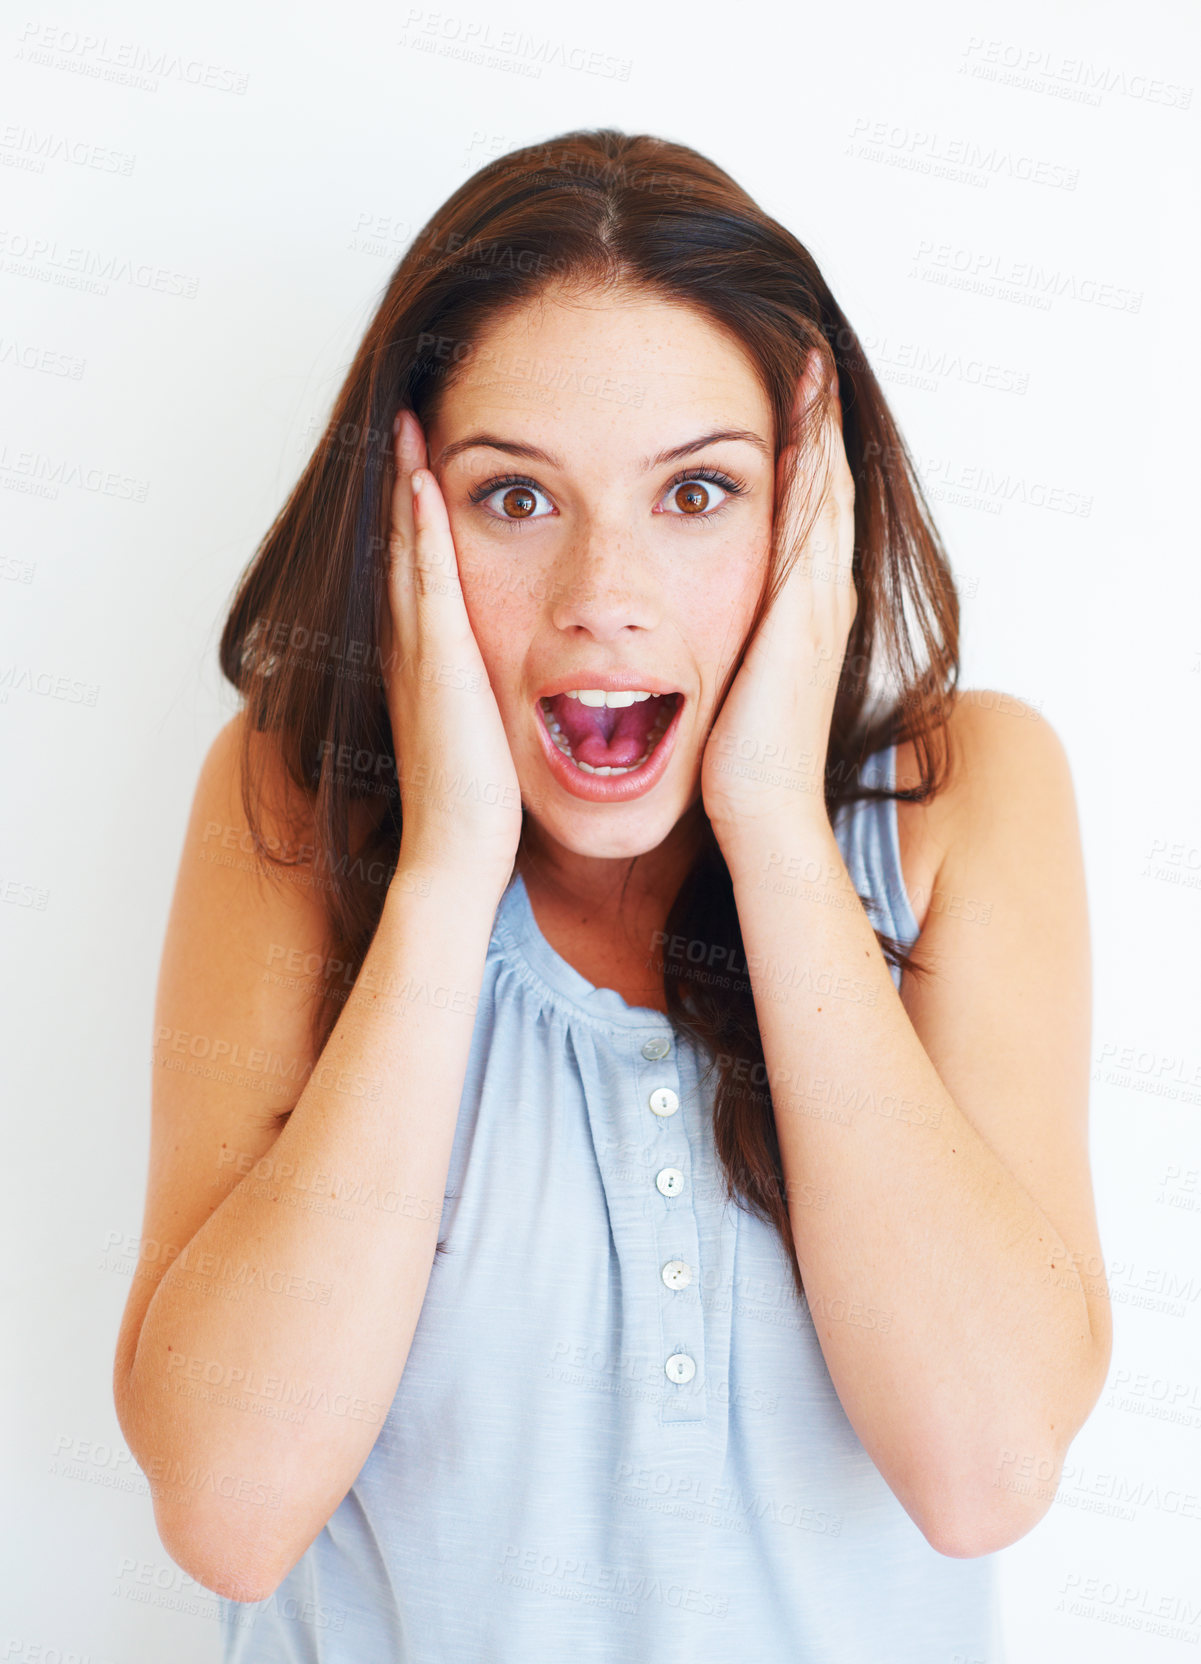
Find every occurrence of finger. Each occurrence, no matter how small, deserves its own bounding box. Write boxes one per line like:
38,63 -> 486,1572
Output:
391,410 -> 450,653
779,348 -> 839,510
775,422 -> 827,550
381,411 -> 412,668
782,346 -> 826,447
408,461 -> 475,625
390,409 -> 428,571
774,429 -> 845,581
806,344 -> 829,408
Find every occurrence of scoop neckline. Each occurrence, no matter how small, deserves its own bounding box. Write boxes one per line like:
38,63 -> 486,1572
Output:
494,742 -> 916,1026
495,870 -> 677,1032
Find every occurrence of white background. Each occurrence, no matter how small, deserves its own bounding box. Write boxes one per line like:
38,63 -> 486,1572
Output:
2,0 -> 1199,1659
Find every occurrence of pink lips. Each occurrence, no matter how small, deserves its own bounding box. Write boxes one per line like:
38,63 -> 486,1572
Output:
533,673 -> 683,702
533,692 -> 685,804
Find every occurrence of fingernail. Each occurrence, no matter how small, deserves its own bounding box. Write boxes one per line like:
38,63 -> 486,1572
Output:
411,468 -> 425,497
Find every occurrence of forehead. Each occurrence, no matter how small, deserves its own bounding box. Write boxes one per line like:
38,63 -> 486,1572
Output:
429,284 -> 772,449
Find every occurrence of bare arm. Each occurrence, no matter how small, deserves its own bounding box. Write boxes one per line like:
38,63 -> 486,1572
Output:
719,693 -> 1112,1557
114,717 -> 506,1601
115,409 -> 524,1603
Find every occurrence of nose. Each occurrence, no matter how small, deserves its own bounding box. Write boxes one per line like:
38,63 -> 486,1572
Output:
548,519 -> 661,640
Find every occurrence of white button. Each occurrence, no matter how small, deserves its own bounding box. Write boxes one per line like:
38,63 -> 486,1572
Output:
648,1086 -> 679,1117
642,1036 -> 671,1061
662,1259 -> 693,1290
665,1353 -> 696,1384
656,1167 -> 684,1197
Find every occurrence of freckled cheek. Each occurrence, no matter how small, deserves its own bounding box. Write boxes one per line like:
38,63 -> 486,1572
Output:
453,545 -> 542,720
678,537 -> 771,692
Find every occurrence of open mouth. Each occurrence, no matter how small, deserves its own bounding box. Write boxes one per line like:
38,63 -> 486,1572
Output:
537,691 -> 682,777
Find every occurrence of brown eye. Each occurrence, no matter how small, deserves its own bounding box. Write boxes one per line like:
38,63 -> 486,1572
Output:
660,473 -> 738,519
472,479 -> 553,526
673,481 -> 710,515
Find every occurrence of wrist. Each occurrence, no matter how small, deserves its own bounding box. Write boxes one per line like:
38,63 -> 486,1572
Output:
713,806 -> 840,884
388,849 -> 514,911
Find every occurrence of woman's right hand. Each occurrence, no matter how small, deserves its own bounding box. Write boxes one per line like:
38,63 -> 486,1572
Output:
382,409 -> 524,892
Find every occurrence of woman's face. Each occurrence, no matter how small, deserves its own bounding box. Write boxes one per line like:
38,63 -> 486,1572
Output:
424,283 -> 776,863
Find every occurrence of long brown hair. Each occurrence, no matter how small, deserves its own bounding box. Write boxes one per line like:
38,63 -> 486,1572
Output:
218,127 -> 959,1302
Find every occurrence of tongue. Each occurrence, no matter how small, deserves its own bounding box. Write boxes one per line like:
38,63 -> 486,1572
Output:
547,693 -> 671,768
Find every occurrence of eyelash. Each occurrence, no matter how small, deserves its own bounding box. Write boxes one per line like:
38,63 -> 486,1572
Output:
466,466 -> 749,533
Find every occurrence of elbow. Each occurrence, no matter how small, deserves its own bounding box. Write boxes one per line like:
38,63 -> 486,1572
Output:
918,1494 -> 1049,1559
912,1454 -> 1061,1559
913,1345 -> 1113,1560
114,1382 -> 298,1603
153,1500 -> 294,1605
157,1518 -> 289,1604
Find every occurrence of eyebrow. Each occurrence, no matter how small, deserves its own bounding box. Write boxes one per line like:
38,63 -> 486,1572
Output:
434,429 -> 772,471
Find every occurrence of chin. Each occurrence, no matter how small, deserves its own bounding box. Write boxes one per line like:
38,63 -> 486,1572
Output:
520,786 -> 690,859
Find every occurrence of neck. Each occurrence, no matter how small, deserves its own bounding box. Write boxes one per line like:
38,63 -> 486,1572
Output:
515,799 -> 709,924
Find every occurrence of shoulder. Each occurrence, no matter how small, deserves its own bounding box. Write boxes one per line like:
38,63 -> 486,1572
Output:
167,712 -> 332,1010
202,707 -> 310,831
199,707 -> 384,857
895,690 -> 1077,934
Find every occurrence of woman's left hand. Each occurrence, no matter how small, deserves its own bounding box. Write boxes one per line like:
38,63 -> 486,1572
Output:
700,346 -> 858,853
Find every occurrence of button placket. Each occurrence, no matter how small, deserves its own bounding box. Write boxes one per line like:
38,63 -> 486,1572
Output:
638,1030 -> 706,1422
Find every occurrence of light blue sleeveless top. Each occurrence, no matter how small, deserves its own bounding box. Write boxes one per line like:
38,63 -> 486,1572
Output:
218,744 -> 1004,1662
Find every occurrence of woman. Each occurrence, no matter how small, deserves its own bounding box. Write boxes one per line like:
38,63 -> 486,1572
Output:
113,128 -> 1111,1661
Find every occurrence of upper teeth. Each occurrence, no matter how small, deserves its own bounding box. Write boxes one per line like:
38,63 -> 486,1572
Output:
565,689 -> 654,708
